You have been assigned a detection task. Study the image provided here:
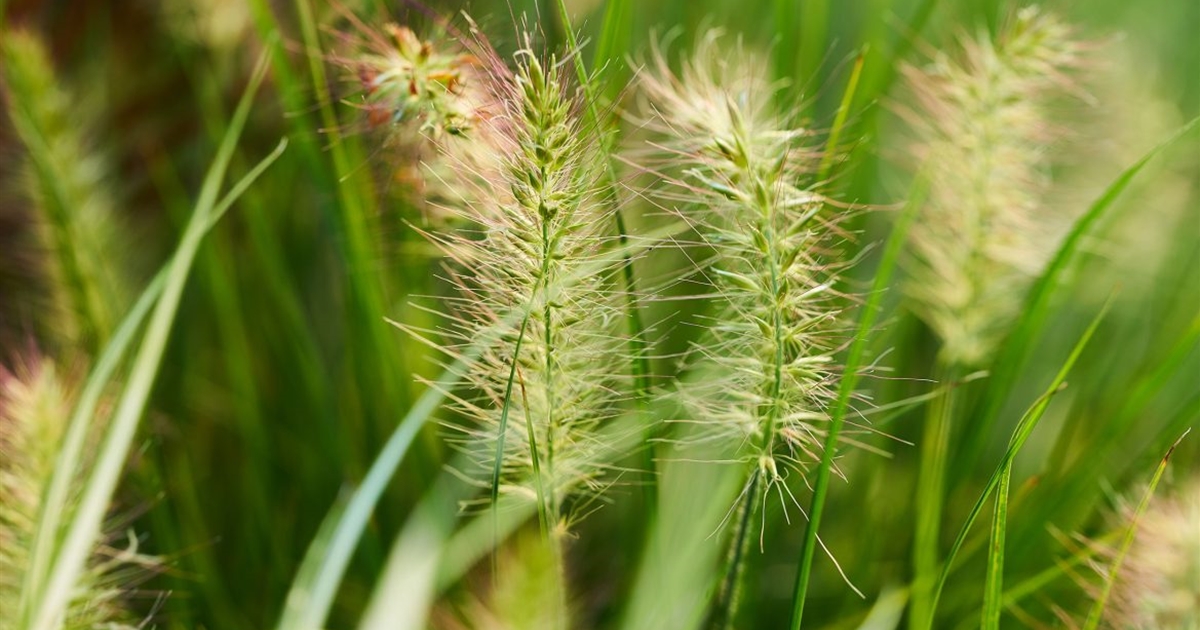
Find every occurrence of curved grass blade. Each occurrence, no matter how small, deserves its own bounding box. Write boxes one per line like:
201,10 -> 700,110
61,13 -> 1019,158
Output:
19,136 -> 287,622
1081,429 -> 1190,630
967,116 -> 1200,467
21,54 -> 275,630
923,296 -> 1114,628
980,453 -> 1011,629
789,181 -> 923,629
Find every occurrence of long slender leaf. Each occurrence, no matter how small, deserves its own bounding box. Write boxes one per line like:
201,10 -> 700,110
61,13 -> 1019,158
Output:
967,116 -> 1200,467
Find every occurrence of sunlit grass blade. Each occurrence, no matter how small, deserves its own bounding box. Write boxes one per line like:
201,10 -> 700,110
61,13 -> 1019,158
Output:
923,296 -> 1115,628
20,54 -> 275,630
855,586 -> 908,630
968,116 -> 1200,466
790,180 -> 924,629
1081,429 -> 1190,630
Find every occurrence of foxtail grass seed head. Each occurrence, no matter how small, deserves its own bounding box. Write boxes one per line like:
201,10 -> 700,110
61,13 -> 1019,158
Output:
899,7 -> 1084,367
0,355 -> 155,630
410,32 -> 625,531
1,29 -> 131,354
1102,477 -> 1200,629
637,32 -> 848,507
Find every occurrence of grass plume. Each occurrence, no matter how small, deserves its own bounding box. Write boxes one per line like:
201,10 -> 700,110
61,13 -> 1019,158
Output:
0,355 -> 155,630
636,32 -> 853,626
0,29 -> 130,354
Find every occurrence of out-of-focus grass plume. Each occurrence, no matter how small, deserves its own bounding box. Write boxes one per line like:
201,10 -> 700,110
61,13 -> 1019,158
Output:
0,29 -> 130,355
0,355 -> 153,630
898,7 -> 1084,367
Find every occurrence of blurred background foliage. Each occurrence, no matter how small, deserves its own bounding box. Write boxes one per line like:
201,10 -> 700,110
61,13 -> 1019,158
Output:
0,0 -> 1196,627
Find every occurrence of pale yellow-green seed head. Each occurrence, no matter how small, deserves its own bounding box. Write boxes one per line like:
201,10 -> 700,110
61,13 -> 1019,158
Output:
900,7 -> 1084,367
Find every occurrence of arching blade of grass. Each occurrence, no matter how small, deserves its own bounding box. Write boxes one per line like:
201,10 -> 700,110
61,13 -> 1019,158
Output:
790,180 -> 923,629
19,136 -> 287,621
275,221 -> 684,630
923,296 -> 1114,629
965,116 -> 1200,470
1081,429 -> 1190,630
20,56 -> 276,630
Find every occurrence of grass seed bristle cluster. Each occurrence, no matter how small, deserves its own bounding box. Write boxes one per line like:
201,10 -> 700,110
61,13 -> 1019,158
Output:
638,32 -> 847,506
899,7 -> 1084,367
411,32 -> 625,535
0,356 -> 153,630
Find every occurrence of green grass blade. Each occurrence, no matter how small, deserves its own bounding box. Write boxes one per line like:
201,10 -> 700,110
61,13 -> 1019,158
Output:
855,586 -> 909,630
592,0 -> 631,101
968,116 -> 1200,465
980,458 -> 1011,629
790,179 -> 923,629
817,51 -> 866,186
22,54 -> 273,630
1081,429 -> 1190,630
923,296 -> 1115,628
19,137 -> 287,621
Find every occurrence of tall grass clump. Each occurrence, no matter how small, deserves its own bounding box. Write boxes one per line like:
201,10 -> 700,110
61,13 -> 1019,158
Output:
0,29 -> 130,354
0,355 -> 154,630
637,32 -> 853,627
898,9 -> 1085,626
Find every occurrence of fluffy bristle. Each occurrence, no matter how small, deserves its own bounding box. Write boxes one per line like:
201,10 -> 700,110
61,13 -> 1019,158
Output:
0,29 -> 130,355
1103,477 -> 1200,628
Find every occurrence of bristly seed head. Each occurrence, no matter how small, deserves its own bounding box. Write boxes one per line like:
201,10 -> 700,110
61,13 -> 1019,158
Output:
899,7 -> 1085,367
636,31 -> 851,513
407,28 -> 626,529
0,355 -> 158,630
